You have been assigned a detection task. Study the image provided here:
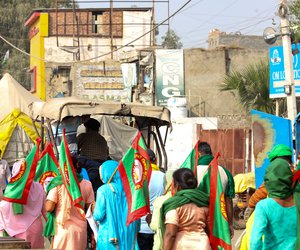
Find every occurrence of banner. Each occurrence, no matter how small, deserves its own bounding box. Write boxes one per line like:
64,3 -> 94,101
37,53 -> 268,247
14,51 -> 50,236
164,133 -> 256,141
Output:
35,143 -> 59,186
155,49 -> 184,106
118,131 -> 152,225
3,140 -> 40,204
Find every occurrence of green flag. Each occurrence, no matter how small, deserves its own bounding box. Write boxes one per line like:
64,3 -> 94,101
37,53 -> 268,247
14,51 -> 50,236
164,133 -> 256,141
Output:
59,128 -> 85,218
118,131 -> 152,226
180,140 -> 199,174
3,139 -> 40,204
2,50 -> 9,66
35,143 -> 60,186
198,153 -> 232,250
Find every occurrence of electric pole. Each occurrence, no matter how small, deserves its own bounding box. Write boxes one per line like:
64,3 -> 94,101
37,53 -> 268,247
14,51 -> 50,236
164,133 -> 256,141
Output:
279,0 -> 297,123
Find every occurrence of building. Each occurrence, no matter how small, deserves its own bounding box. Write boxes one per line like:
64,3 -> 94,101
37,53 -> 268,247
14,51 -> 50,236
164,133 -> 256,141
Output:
208,28 -> 270,50
25,7 -> 154,100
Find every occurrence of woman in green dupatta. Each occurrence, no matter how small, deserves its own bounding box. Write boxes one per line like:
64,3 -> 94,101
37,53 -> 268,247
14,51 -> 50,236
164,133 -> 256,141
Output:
161,168 -> 211,250
250,144 -> 297,250
45,156 -> 95,250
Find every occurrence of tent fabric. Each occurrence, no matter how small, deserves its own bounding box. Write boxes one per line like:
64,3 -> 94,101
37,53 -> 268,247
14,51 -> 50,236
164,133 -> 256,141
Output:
0,109 -> 40,158
30,96 -> 171,128
0,73 -> 41,161
0,73 -> 41,121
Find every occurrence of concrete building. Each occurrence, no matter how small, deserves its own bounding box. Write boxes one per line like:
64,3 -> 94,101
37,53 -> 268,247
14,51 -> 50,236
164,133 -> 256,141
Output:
208,28 -> 271,50
184,47 -> 269,128
25,7 -> 154,100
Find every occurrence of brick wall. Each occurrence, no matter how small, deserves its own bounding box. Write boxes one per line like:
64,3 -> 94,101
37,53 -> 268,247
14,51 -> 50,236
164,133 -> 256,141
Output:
48,10 -> 123,37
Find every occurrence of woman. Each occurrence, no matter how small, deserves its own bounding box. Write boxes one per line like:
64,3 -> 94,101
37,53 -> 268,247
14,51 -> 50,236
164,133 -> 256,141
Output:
45,156 -> 94,250
0,160 -> 45,248
93,160 -> 139,250
149,170 -> 173,250
250,144 -> 297,250
161,168 -> 210,250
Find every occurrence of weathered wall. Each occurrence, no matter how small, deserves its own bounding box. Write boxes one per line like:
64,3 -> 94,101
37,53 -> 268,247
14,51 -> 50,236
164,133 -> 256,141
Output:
44,10 -> 152,62
184,47 -> 268,128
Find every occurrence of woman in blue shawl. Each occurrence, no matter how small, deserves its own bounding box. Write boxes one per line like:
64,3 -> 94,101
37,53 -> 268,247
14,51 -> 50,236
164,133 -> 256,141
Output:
93,160 -> 139,250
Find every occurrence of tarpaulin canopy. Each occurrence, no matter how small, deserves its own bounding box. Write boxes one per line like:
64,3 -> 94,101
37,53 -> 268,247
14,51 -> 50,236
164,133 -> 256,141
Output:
30,96 -> 171,129
0,73 -> 41,163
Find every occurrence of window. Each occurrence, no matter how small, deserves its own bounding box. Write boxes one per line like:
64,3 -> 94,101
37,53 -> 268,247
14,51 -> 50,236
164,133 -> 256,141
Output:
29,67 -> 37,93
92,12 -> 104,35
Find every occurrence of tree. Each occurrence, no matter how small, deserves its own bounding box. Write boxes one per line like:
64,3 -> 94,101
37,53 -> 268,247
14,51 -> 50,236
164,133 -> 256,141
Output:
161,29 -> 183,49
220,60 -> 287,116
0,1 -> 73,89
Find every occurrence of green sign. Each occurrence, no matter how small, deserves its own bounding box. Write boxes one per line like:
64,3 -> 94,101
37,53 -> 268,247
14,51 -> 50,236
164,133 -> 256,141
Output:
155,49 -> 184,106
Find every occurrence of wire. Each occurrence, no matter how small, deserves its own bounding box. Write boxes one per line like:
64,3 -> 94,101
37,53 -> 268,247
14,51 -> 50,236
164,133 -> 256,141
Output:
78,0 -> 192,62
0,0 -> 192,64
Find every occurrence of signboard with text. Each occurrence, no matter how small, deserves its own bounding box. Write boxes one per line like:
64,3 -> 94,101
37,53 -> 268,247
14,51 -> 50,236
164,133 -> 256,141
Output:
269,44 -> 300,98
155,49 -> 184,106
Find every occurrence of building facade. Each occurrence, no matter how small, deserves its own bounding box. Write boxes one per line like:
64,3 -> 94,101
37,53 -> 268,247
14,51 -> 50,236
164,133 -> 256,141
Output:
25,8 -> 153,100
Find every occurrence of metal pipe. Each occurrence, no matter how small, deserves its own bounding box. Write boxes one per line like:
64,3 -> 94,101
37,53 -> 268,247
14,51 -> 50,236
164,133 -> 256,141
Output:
155,124 -> 168,170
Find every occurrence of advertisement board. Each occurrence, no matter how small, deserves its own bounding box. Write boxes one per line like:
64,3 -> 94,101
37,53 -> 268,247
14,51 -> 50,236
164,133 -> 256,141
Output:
155,49 -> 184,106
269,44 -> 300,98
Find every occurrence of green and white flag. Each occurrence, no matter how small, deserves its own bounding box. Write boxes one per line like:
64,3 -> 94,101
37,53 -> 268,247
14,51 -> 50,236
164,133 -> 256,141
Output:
118,131 -> 152,226
3,139 -> 40,204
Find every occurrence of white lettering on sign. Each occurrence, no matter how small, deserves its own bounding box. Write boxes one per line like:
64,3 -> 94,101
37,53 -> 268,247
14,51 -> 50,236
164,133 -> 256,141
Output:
294,69 -> 300,79
162,87 -> 181,97
163,75 -> 180,86
162,62 -> 179,74
272,71 -> 285,81
161,62 -> 181,98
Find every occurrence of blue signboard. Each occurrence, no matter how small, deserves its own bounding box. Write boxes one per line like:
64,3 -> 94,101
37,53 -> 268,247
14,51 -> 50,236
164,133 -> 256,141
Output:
269,44 -> 300,98
251,110 -> 293,187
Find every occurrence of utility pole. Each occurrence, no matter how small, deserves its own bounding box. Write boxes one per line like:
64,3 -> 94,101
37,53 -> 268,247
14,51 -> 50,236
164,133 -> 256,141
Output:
279,0 -> 297,123
110,0 -> 114,59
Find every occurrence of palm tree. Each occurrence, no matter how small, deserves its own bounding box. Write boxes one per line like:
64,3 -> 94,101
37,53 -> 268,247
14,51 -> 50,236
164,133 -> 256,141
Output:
220,60 -> 287,116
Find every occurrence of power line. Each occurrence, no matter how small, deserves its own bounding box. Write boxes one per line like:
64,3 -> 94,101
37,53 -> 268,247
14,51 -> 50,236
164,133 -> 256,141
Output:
69,0 -> 192,62
0,0 -> 192,63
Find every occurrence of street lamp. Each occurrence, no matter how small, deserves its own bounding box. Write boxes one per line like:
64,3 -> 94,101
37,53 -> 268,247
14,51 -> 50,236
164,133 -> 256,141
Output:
263,2 -> 297,123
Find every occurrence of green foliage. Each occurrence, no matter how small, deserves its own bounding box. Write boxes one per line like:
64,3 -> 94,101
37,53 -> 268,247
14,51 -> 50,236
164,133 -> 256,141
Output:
0,0 -> 72,89
220,60 -> 286,116
289,0 -> 300,41
161,29 -> 183,49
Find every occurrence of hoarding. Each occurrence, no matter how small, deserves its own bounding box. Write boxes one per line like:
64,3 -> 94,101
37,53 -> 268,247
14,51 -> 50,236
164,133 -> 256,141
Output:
269,44 -> 300,98
155,49 -> 184,106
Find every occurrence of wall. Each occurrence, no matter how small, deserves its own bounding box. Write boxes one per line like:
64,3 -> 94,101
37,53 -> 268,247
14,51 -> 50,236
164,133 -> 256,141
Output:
27,13 -> 48,101
199,128 -> 252,175
44,10 -> 152,62
184,47 -> 268,128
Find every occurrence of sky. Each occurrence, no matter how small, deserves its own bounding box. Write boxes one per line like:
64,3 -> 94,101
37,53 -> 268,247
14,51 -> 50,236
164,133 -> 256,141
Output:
78,0 -> 281,48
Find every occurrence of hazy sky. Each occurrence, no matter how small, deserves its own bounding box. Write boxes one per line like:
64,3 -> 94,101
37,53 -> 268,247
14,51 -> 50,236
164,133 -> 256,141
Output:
78,0 -> 281,48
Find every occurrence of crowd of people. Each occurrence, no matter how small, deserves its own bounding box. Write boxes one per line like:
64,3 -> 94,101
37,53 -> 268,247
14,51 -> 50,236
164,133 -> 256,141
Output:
0,118 -> 299,250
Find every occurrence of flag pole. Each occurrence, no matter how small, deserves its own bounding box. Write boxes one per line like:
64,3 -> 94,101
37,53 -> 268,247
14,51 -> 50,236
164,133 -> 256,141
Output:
107,165 -> 119,184
163,182 -> 172,195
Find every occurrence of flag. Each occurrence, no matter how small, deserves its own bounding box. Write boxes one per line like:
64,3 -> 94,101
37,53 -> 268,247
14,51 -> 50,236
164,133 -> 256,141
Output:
180,140 -> 200,174
3,139 -> 40,204
118,131 -> 152,226
2,50 -> 9,66
35,143 -> 60,186
59,128 -> 85,218
199,153 -> 232,250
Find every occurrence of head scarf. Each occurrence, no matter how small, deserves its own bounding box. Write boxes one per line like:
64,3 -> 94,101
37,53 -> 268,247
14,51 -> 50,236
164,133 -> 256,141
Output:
99,160 -> 122,194
264,157 -> 293,199
11,160 -> 22,178
268,144 -> 292,162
